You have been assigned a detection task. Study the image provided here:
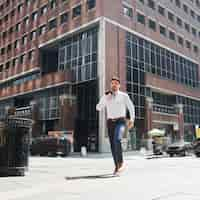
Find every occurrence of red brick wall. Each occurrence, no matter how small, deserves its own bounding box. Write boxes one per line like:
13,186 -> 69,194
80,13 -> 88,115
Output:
145,73 -> 200,99
105,23 -> 126,91
0,70 -> 72,99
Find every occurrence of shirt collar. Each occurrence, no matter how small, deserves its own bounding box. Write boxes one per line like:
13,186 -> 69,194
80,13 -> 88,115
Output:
112,90 -> 119,96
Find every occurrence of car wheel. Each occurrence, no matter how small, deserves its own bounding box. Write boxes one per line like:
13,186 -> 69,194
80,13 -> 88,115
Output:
40,152 -> 47,156
49,152 -> 57,157
31,152 -> 37,156
180,151 -> 186,156
169,153 -> 174,157
195,153 -> 200,157
61,153 -> 68,157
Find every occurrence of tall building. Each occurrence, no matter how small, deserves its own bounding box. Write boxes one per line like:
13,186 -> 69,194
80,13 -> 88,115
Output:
0,0 -> 199,152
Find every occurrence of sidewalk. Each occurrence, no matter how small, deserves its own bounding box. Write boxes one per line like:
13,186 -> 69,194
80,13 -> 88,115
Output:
70,150 -> 144,159
1,152 -> 200,200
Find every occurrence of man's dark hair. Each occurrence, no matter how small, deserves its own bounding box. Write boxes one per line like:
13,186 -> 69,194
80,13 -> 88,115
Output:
111,76 -> 120,83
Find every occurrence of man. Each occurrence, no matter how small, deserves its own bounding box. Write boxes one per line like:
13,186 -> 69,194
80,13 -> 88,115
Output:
96,76 -> 135,175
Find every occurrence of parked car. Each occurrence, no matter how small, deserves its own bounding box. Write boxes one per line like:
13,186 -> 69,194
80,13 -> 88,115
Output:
166,141 -> 192,157
30,136 -> 71,157
193,138 -> 200,157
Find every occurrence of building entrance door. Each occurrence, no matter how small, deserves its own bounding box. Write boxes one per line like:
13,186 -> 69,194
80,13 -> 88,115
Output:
73,80 -> 98,152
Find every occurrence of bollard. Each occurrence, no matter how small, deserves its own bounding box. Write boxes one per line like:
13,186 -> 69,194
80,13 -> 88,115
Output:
81,146 -> 87,157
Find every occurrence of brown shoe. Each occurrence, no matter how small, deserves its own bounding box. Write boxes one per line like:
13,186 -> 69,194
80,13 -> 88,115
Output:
117,162 -> 125,172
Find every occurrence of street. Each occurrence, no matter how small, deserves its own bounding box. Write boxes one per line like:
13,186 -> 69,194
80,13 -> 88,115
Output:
0,153 -> 200,200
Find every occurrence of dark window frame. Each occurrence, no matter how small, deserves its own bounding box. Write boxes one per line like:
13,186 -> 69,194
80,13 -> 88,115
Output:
72,5 -> 82,18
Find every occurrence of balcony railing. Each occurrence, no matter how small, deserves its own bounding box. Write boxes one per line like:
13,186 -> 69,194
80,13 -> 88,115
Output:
15,106 -> 32,119
152,104 -> 176,115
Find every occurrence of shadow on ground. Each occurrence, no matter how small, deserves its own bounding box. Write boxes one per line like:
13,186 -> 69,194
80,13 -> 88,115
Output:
65,173 -> 119,180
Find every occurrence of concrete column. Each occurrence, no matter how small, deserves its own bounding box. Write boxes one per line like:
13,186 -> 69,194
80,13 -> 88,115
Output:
175,104 -> 184,141
98,17 -> 109,153
30,100 -> 40,137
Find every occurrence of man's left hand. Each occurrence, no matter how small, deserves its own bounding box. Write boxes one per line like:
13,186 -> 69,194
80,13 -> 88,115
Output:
127,120 -> 134,129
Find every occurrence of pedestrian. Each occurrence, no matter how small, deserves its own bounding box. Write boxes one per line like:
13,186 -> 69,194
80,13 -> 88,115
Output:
96,76 -> 135,175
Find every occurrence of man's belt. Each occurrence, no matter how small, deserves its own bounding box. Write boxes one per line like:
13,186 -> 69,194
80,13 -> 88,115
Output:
107,117 -> 126,122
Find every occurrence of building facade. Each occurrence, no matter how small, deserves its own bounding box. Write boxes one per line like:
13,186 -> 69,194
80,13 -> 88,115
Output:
0,0 -> 199,152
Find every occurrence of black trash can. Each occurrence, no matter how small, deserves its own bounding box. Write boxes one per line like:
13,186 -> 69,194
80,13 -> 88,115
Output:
0,117 -> 33,177
61,138 -> 71,157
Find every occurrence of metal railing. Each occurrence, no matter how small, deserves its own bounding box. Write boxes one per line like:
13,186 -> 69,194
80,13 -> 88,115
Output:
15,106 -> 32,119
152,104 -> 176,115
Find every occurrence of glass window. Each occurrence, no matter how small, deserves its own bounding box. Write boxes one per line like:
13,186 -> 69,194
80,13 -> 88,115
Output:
39,25 -> 46,35
5,62 -> 10,70
31,11 -> 38,21
137,13 -> 145,25
186,40 -> 191,49
160,25 -> 166,36
40,5 -> 47,16
168,12 -> 174,22
28,50 -> 35,60
22,35 -> 28,45
148,19 -> 156,31
24,17 -> 29,26
192,27 -> 197,37
158,5 -> 165,16
60,12 -> 68,24
30,30 -> 37,40
125,31 -> 199,93
49,18 -> 57,30
72,5 -> 81,18
193,45 -> 198,53
126,33 -> 200,121
197,15 -> 200,22
169,31 -> 175,41
14,40 -> 19,48
1,48 -> 5,55
87,0 -> 96,10
183,4 -> 188,13
58,28 -> 98,82
175,0 -> 181,7
178,36 -> 183,46
11,9 -> 15,16
20,54 -> 25,64
18,4 -> 23,13
0,65 -> 3,72
184,23 -> 190,32
176,17 -> 182,27
50,0 -> 57,9
147,0 -> 155,9
26,0 -> 31,7
190,9 -> 195,18
123,5 -> 133,18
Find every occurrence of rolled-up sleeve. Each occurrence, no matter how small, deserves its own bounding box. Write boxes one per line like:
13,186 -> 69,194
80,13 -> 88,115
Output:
96,95 -> 106,111
125,94 -> 135,122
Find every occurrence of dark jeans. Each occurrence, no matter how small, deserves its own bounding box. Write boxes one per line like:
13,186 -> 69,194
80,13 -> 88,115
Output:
107,118 -> 126,168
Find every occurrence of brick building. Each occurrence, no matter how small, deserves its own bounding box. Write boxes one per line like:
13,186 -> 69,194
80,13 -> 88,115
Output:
0,0 -> 199,152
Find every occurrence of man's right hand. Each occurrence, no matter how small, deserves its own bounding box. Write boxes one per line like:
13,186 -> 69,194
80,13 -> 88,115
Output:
127,120 -> 134,129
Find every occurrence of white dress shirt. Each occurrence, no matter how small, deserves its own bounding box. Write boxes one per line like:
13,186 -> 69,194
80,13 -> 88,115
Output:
96,90 -> 135,122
